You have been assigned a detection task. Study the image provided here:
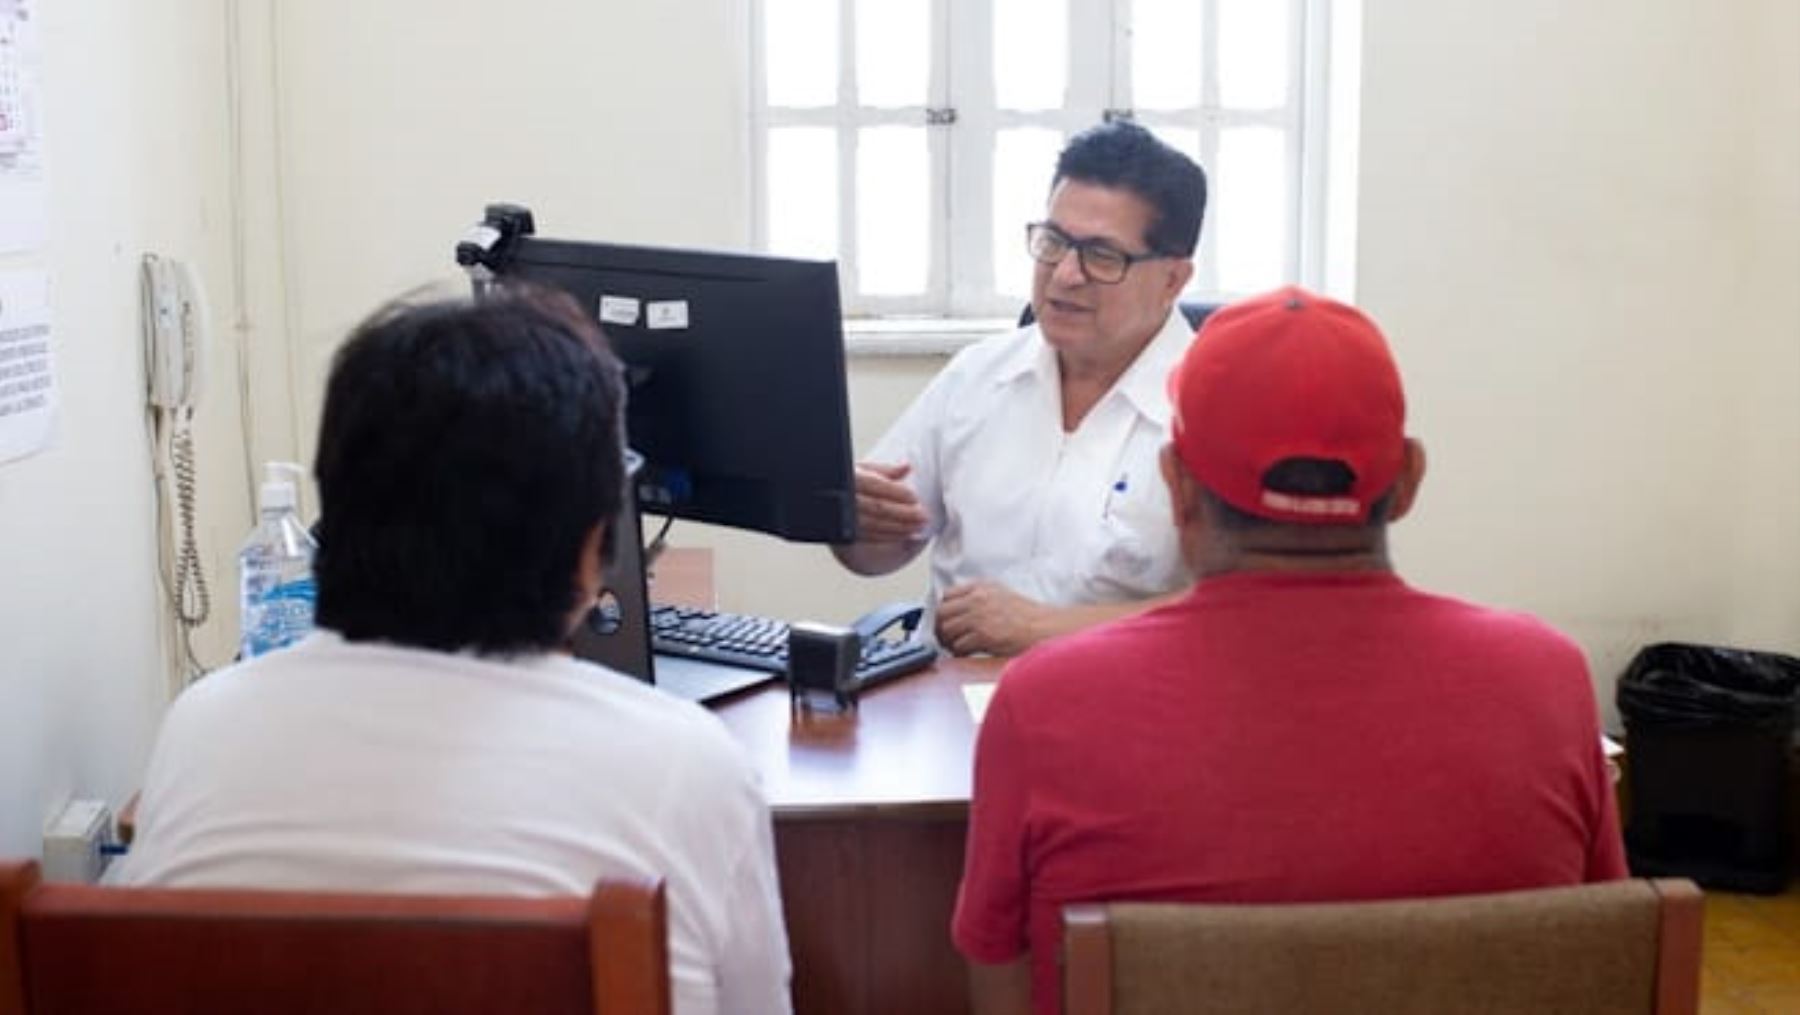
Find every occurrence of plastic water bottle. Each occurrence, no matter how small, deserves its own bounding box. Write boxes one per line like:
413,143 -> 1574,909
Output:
238,461 -> 318,658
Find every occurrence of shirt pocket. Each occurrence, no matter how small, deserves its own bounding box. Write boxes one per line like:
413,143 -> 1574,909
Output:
1082,477 -> 1184,601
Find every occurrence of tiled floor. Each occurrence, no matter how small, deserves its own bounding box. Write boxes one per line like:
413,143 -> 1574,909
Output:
1702,884 -> 1800,1013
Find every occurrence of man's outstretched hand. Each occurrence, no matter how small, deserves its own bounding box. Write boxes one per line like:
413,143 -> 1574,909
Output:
853,461 -> 929,543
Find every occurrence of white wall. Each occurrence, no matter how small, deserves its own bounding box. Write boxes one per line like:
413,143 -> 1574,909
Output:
267,0 -> 752,401
1725,0 -> 1800,652
1359,0 -> 1800,721
262,0 -> 930,622
0,1 -> 248,855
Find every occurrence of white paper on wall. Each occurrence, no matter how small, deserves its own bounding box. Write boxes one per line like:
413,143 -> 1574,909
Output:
0,267 -> 54,463
0,0 -> 45,255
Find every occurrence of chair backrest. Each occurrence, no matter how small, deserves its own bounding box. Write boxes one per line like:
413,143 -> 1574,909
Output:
1018,299 -> 1218,332
0,859 -> 669,1015
1063,878 -> 1703,1015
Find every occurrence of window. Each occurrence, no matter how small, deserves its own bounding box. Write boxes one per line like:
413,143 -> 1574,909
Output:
752,0 -> 1356,319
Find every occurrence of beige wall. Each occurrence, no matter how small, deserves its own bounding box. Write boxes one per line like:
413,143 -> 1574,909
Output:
265,0 -> 753,422
258,0 -> 935,621
1726,0 -> 1800,651
0,0 -> 249,855
1357,0 -> 1800,720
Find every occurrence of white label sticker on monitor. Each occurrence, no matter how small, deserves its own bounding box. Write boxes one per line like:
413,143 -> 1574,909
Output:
646,300 -> 690,331
598,295 -> 641,326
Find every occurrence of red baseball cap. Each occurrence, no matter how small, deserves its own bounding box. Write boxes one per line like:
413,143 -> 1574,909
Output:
1168,286 -> 1407,524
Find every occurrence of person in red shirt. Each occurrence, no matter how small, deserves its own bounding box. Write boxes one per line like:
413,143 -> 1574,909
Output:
951,286 -> 1628,1015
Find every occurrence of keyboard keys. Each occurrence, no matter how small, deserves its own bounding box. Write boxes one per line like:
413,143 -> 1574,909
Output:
649,604 -> 934,689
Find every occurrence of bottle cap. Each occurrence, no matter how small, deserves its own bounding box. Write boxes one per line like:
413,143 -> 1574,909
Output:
259,461 -> 304,514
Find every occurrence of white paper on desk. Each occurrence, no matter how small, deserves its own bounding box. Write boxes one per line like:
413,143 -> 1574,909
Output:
963,682 -> 997,724
1602,734 -> 1624,785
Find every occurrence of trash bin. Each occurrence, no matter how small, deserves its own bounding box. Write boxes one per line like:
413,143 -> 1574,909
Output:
1617,642 -> 1800,894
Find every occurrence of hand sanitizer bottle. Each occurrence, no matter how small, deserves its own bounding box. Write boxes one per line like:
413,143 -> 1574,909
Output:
238,462 -> 318,658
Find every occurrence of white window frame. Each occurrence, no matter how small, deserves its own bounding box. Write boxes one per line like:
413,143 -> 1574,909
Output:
751,0 -> 1347,320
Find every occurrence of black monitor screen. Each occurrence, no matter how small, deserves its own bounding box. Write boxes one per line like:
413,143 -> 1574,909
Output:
491,235 -> 857,544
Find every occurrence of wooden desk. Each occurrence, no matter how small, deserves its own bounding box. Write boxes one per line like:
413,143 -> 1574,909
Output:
659,548 -> 989,1015
714,657 -> 992,1015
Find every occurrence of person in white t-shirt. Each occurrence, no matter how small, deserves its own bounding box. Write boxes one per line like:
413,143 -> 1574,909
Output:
832,121 -> 1208,657
112,289 -> 792,1015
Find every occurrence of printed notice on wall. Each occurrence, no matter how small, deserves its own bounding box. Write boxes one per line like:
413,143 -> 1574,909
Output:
0,268 -> 53,463
0,0 -> 44,254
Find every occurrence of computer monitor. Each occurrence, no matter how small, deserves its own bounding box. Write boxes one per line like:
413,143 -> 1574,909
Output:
460,206 -> 857,545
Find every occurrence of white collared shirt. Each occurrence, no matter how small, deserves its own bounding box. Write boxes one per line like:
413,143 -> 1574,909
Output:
868,308 -> 1196,612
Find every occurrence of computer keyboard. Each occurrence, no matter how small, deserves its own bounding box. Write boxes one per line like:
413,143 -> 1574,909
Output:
650,604 -> 937,691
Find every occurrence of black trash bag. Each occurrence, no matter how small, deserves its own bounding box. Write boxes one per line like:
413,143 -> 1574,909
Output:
1617,642 -> 1800,732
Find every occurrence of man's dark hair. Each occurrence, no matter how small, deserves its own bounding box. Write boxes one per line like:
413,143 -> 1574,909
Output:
312,287 -> 626,655
1053,120 -> 1208,257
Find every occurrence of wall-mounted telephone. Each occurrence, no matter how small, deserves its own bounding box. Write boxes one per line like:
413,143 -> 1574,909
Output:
143,254 -> 205,410
142,254 -> 211,684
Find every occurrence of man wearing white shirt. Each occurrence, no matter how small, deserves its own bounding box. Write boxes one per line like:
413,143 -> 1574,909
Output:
833,121 -> 1207,656
113,290 -> 792,1015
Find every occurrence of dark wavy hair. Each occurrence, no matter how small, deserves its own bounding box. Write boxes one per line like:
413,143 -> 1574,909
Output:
312,287 -> 626,655
1053,120 -> 1208,257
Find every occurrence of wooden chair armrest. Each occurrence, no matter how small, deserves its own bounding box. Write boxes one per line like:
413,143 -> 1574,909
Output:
1063,904 -> 1112,1015
1651,878 -> 1703,1015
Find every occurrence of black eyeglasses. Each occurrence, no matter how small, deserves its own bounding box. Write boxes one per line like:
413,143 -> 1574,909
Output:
1025,222 -> 1167,285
